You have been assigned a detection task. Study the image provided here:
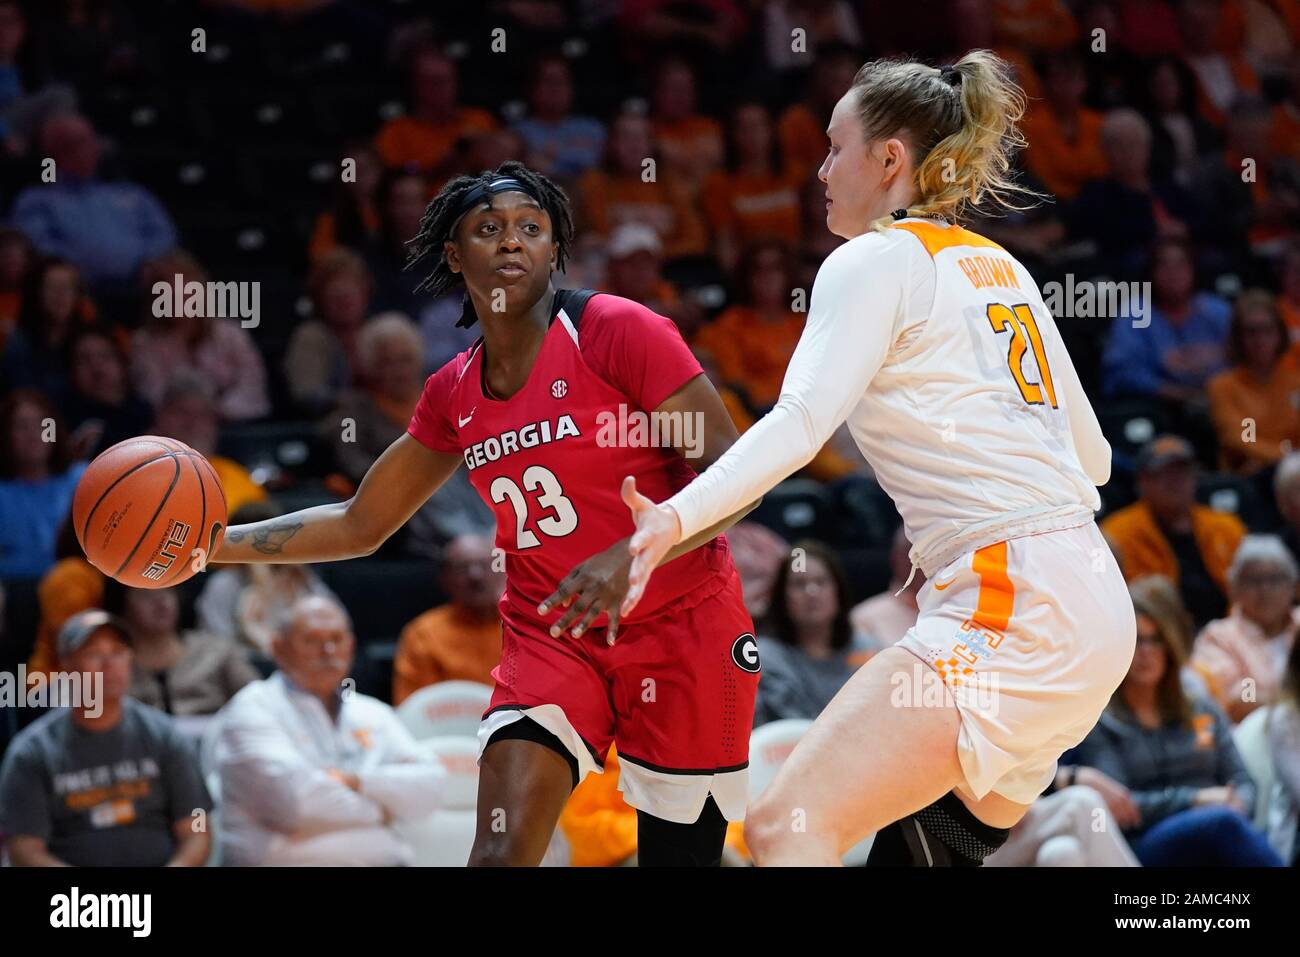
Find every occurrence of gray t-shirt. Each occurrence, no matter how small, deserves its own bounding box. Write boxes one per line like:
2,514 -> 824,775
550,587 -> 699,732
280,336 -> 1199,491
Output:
753,637 -> 859,727
0,698 -> 212,866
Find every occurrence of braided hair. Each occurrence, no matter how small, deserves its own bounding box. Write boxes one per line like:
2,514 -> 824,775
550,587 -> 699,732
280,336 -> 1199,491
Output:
406,160 -> 575,297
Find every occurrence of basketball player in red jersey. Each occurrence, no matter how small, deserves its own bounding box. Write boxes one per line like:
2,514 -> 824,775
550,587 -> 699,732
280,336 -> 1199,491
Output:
210,162 -> 760,866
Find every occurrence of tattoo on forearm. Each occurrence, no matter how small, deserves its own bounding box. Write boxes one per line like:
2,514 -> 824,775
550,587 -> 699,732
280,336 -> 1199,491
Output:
250,521 -> 304,554
226,529 -> 245,543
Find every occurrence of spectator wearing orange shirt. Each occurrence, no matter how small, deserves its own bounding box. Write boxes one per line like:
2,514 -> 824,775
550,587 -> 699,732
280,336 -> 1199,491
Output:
308,143 -> 382,262
25,518 -> 103,679
1101,435 -> 1246,628
702,100 -> 801,275
373,46 -> 498,175
1179,0 -> 1259,129
992,0 -> 1078,52
576,111 -> 708,261
693,240 -> 804,411
650,58 -> 724,199
1194,97 -> 1300,265
392,533 -> 504,705
1207,290 -> 1300,477
1020,51 -> 1108,201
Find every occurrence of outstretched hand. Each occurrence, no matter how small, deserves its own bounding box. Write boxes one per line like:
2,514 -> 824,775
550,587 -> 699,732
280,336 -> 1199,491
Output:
620,475 -> 683,617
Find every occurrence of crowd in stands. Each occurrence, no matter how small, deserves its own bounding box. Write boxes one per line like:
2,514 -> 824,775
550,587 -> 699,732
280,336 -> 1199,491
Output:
2,0 -> 1300,866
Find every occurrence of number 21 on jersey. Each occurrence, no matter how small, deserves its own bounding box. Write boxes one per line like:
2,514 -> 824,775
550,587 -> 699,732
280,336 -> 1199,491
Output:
986,302 -> 1057,409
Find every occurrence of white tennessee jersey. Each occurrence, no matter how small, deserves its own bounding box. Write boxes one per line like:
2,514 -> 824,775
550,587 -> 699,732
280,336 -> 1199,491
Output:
666,217 -> 1110,577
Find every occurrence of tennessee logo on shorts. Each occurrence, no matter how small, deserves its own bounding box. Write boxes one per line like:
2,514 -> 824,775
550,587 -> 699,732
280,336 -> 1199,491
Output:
731,633 -> 760,673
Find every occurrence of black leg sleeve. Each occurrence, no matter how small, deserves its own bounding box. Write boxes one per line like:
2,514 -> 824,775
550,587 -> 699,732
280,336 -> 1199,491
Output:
636,795 -> 729,867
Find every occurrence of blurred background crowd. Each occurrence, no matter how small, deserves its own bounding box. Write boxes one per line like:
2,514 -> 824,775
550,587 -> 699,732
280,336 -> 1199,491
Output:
2,0 -> 1300,867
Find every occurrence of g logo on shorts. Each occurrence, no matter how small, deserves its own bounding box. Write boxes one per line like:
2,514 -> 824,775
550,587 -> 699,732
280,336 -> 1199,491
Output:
731,633 -> 760,673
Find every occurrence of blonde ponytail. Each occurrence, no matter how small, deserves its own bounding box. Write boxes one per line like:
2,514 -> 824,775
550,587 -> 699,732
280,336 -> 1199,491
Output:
850,50 -> 1039,230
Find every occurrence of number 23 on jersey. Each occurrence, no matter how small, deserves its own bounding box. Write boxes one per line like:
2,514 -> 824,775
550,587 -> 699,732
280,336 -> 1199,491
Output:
490,465 -> 578,548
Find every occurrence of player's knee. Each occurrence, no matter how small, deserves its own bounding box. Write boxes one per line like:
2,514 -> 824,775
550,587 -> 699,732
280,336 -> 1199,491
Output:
1035,834 -> 1085,867
745,794 -> 813,863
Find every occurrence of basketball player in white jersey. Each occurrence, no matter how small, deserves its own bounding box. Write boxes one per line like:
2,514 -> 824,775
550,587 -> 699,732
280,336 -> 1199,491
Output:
617,51 -> 1137,866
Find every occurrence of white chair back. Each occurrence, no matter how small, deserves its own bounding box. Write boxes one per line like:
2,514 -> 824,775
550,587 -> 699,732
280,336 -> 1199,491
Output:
746,718 -> 875,865
397,681 -> 493,740
1233,705 -> 1276,829
422,736 -> 481,810
747,719 -> 813,799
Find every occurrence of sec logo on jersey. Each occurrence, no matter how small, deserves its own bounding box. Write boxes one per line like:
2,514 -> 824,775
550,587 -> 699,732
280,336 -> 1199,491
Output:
551,378 -> 568,398
731,633 -> 760,673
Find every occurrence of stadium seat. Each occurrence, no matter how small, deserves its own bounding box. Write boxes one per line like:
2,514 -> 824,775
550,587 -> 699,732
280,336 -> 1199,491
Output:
397,681 -> 493,741
351,638 -> 396,702
830,474 -> 901,549
747,719 -> 873,864
748,479 -> 835,544
215,421 -> 327,481
1197,472 -> 1272,531
747,719 -> 813,799
0,576 -> 39,674
1232,706 -> 1276,831
315,559 -> 440,643
394,736 -> 478,867
1097,396 -> 1167,474
395,736 -> 569,866
833,546 -> 892,607
268,482 -> 345,514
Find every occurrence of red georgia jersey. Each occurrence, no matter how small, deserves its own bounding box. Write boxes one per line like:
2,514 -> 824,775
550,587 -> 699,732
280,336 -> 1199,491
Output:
407,291 -> 734,626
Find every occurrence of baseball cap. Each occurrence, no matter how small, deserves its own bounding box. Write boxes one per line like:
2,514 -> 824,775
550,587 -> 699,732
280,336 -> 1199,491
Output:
57,609 -> 133,660
608,223 -> 662,259
1136,434 -> 1196,473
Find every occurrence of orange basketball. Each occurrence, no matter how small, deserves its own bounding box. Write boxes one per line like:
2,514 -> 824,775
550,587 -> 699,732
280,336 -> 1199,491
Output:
73,435 -> 228,589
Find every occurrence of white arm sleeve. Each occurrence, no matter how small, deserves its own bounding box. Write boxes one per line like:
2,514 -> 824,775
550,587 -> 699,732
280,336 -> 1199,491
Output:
666,234 -> 912,539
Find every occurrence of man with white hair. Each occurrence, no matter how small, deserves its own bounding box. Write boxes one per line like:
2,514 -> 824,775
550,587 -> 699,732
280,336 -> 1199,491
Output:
1192,534 -> 1300,723
213,595 -> 445,865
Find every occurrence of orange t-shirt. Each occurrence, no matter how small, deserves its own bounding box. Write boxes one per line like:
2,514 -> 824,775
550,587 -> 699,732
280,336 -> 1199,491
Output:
777,103 -> 826,184
693,306 -> 804,408
1100,501 -> 1245,595
654,115 -> 724,193
308,205 -> 381,261
992,0 -> 1079,51
392,603 -> 502,705
1207,365 -> 1300,474
1271,103 -> 1300,166
27,557 -> 105,677
701,169 -> 801,245
576,170 -> 708,259
1021,105 -> 1108,201
374,108 -> 499,172
212,455 -> 268,516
